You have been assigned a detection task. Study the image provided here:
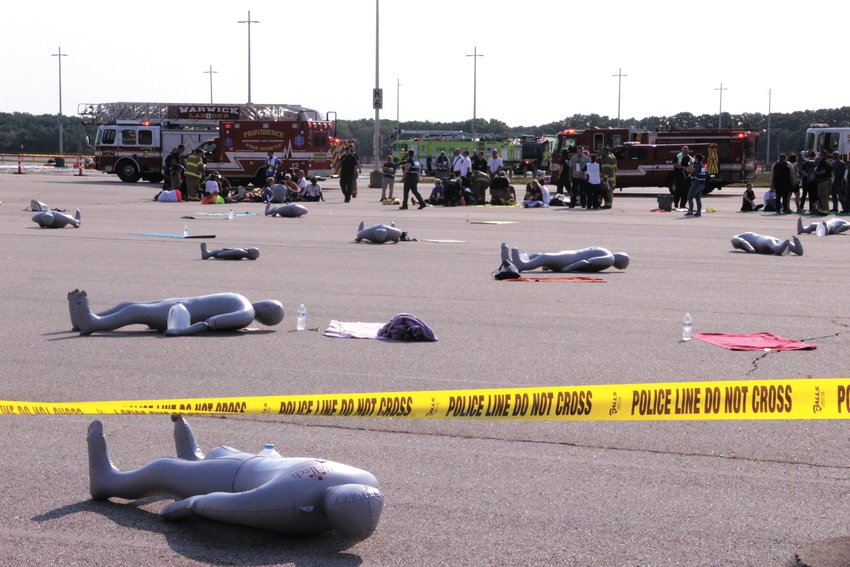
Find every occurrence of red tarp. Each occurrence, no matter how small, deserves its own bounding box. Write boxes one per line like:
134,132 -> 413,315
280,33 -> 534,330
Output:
506,277 -> 606,283
693,332 -> 816,351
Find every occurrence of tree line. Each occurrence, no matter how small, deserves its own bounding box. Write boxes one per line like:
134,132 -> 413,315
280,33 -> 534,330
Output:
3,107 -> 849,163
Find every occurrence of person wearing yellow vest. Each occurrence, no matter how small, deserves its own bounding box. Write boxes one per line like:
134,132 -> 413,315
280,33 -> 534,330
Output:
184,148 -> 205,201
600,147 -> 617,209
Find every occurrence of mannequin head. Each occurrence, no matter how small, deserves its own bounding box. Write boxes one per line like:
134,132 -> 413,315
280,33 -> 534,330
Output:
323,484 -> 384,541
251,300 -> 285,326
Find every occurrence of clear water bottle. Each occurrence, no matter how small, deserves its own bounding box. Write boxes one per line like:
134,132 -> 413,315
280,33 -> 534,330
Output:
227,209 -> 234,221
183,224 -> 190,238
259,443 -> 281,458
167,301 -> 190,332
296,304 -> 307,331
682,312 -> 693,341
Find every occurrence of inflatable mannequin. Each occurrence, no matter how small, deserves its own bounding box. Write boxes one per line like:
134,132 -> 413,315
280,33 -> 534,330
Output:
87,416 -> 384,540
32,208 -> 80,228
265,202 -> 308,218
200,243 -> 260,260
355,221 -> 403,244
730,233 -> 803,256
501,242 -> 629,273
797,216 -> 850,236
67,289 -> 283,336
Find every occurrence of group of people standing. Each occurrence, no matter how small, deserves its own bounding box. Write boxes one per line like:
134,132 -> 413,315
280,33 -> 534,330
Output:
767,150 -> 847,215
553,146 -> 618,209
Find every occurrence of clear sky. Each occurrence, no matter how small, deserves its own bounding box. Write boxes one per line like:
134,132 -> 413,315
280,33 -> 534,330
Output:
2,1 -> 845,127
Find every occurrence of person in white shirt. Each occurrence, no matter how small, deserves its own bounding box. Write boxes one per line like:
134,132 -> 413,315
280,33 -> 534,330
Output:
585,155 -> 602,209
459,150 -> 473,186
487,149 -> 504,179
303,176 -> 324,202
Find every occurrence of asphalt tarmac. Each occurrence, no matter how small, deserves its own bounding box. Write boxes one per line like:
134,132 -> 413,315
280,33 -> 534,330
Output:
1,169 -> 849,566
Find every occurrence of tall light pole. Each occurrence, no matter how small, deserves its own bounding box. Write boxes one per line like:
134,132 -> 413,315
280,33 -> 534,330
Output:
204,65 -> 218,104
766,88 -> 772,168
715,82 -> 727,129
466,47 -> 484,136
237,11 -> 260,104
612,68 -> 627,126
51,47 -> 68,155
371,0 -> 382,186
396,78 -> 402,138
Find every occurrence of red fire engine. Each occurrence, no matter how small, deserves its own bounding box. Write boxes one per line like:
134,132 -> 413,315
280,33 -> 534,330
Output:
79,102 -> 346,186
549,127 -> 758,192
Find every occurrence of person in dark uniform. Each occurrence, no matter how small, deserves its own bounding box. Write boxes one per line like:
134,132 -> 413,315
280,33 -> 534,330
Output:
672,146 -> 693,210
338,146 -> 359,203
400,150 -> 426,210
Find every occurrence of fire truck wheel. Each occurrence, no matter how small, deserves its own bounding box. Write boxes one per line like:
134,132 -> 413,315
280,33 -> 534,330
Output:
116,160 -> 142,183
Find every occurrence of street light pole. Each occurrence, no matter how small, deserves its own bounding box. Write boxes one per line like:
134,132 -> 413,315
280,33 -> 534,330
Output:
715,82 -> 727,129
466,47 -> 484,136
612,68 -> 627,126
51,47 -> 68,155
396,78 -> 401,139
766,88 -> 772,168
372,0 -> 381,178
237,11 -> 260,104
204,65 -> 218,104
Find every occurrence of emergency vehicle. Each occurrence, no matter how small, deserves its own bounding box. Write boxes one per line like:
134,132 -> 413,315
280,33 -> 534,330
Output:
550,127 -> 757,192
79,102 -> 343,186
802,124 -> 850,159
519,135 -> 557,174
389,135 -> 523,173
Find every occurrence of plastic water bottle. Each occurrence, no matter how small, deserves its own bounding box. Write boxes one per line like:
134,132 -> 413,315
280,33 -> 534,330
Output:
296,304 -> 307,331
259,443 -> 282,458
682,312 -> 693,342
183,224 -> 189,238
167,301 -> 190,332
228,209 -> 234,221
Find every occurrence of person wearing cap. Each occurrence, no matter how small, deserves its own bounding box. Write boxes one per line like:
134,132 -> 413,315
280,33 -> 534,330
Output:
184,148 -> 205,201
380,154 -> 397,202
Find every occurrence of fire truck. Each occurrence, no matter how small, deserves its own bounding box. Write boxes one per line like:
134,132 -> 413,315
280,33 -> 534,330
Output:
802,124 -> 850,159
79,102 -> 343,186
549,127 -> 758,192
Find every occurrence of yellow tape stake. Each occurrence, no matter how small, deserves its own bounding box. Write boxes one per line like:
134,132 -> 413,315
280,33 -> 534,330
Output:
1,378 -> 846,420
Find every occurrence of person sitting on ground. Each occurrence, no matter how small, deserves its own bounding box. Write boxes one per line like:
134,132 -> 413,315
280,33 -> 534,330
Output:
295,169 -> 308,197
283,174 -> 301,202
443,174 -> 463,206
797,216 -> 850,236
265,202 -> 308,218
762,187 -> 778,213
730,233 -> 803,256
302,176 -> 324,202
521,179 -> 550,208
201,172 -> 221,204
490,171 -> 514,205
740,182 -> 763,212
428,179 -> 445,205
501,242 -> 629,273
87,416 -> 384,540
200,243 -> 260,260
355,221 -> 403,244
67,289 -> 284,336
32,208 -> 81,228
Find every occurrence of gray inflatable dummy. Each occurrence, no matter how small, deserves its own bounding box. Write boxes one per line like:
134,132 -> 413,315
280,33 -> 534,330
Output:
797,216 -> 850,236
200,243 -> 259,260
502,242 -> 629,273
67,289 -> 283,336
87,416 -> 384,540
731,233 -> 803,256
355,221 -> 403,243
32,208 -> 80,228
265,202 -> 308,218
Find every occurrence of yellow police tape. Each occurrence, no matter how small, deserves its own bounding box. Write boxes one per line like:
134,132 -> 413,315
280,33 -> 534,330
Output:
3,378 -> 850,420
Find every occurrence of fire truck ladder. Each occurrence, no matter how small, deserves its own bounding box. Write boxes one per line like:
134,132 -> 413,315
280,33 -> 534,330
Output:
77,102 -> 322,125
